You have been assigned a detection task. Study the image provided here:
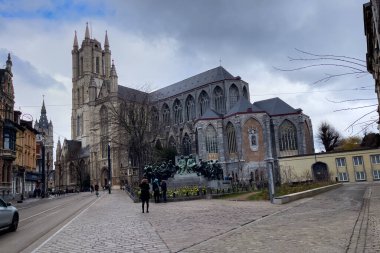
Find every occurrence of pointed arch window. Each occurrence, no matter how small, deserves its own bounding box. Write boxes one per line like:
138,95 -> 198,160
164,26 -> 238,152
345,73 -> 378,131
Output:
243,86 -> 248,100
96,57 -> 100,74
168,136 -> 176,150
173,99 -> 183,124
70,162 -> 77,184
226,122 -> 237,154
229,84 -> 239,109
162,103 -> 170,127
199,91 -> 210,116
185,95 -> 196,121
100,106 -> 109,158
205,125 -> 218,153
214,86 -> 226,114
279,120 -> 298,151
182,133 -> 192,155
151,106 -> 159,129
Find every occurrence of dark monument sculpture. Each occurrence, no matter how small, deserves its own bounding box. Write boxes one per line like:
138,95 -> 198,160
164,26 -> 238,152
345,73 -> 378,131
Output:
143,156 -> 223,182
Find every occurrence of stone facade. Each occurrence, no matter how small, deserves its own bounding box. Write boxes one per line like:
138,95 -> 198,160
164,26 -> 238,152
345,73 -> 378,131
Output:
0,54 -> 17,197
55,25 -> 315,190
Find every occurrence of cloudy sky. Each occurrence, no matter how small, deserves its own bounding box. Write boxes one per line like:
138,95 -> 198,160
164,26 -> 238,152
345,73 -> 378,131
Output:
0,0 -> 375,155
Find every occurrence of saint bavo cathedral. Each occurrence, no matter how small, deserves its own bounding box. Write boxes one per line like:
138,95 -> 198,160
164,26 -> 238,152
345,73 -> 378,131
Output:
54,24 -> 314,190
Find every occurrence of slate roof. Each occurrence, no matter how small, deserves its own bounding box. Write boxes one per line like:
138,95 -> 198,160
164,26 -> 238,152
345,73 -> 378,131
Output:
198,108 -> 223,120
253,97 -> 301,116
150,66 -> 236,101
225,97 -> 264,116
118,85 -> 149,102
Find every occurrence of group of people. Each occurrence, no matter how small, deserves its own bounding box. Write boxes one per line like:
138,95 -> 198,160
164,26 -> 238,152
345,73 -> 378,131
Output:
139,178 -> 167,213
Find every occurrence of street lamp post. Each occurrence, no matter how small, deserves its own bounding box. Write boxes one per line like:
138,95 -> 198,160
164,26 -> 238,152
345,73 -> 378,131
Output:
41,143 -> 45,198
108,141 -> 111,194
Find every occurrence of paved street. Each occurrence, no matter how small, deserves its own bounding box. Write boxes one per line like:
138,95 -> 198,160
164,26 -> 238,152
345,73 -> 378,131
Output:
21,183 -> 379,253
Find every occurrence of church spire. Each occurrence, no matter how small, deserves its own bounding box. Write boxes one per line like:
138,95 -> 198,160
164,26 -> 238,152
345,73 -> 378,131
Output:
73,30 -> 78,48
38,97 -> 49,130
85,22 -> 90,39
110,59 -> 117,77
104,30 -> 109,48
41,98 -> 46,115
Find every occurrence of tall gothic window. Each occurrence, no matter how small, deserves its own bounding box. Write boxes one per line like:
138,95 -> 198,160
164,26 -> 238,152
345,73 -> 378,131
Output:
198,91 -> 210,116
82,87 -> 85,104
173,99 -> 183,124
151,106 -> 159,129
77,88 -> 80,105
243,86 -> 248,100
279,120 -> 298,151
70,162 -> 76,184
185,95 -> 196,121
213,86 -> 226,114
226,122 -> 237,154
168,136 -> 176,150
162,103 -> 170,127
100,106 -> 109,158
80,57 -> 83,75
229,84 -> 239,109
182,133 -> 192,155
205,125 -> 218,153
96,57 -> 100,74
76,115 -> 81,136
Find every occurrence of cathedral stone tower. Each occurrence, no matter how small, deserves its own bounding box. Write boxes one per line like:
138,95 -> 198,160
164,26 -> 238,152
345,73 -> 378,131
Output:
71,23 -> 116,147
34,99 -> 54,176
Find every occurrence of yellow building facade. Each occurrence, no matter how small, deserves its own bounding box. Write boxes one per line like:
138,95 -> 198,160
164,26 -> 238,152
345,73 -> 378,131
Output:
279,148 -> 380,183
14,119 -> 38,197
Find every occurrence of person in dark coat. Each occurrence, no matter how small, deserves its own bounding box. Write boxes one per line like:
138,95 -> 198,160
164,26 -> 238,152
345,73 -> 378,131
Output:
161,180 -> 167,203
152,178 -> 160,203
139,178 -> 150,213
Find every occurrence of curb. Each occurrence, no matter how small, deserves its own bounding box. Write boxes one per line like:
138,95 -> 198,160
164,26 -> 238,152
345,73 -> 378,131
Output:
273,183 -> 343,204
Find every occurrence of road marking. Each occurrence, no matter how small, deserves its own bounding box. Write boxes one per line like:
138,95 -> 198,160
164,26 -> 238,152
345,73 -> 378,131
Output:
20,204 -> 67,222
30,197 -> 101,253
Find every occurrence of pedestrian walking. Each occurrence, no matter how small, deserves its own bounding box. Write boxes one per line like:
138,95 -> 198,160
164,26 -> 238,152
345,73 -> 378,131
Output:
161,180 -> 167,203
95,184 -> 99,197
139,178 -> 150,213
153,178 -> 160,203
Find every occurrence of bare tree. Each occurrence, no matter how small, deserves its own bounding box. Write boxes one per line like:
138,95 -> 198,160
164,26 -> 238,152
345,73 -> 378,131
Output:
108,87 -> 163,182
276,49 -> 377,134
318,121 -> 341,152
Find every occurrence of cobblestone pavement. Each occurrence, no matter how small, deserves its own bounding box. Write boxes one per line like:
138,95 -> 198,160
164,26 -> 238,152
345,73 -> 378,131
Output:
365,184 -> 380,253
32,183 -> 378,253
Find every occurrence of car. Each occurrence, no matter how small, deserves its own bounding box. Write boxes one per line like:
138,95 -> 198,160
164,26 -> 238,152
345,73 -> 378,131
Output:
0,197 -> 19,232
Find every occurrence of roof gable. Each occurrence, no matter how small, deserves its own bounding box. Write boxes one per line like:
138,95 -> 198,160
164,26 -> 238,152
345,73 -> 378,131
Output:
253,97 -> 300,116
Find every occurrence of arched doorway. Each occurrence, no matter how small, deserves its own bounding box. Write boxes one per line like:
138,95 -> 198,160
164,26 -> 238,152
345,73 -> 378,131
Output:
100,167 -> 109,187
312,162 -> 329,181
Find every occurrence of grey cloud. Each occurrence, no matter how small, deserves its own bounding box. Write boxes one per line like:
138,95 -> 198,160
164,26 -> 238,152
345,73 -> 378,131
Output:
108,0 -> 368,86
0,49 -> 66,90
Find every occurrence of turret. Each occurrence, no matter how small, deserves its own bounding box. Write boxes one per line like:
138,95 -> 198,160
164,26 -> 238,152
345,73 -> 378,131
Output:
104,31 -> 111,78
85,22 -> 90,40
72,31 -> 79,80
110,59 -> 118,92
56,138 -> 62,161
6,53 -> 12,72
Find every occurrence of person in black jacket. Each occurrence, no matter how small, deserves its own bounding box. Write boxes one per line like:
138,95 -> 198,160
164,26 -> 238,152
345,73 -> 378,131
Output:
152,178 -> 160,203
161,180 -> 167,203
139,178 -> 150,213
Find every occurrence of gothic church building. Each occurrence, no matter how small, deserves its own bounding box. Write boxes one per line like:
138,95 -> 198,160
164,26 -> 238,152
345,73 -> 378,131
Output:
55,25 -> 314,190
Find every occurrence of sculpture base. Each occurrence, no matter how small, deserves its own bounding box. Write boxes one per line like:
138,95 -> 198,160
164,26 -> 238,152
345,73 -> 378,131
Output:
167,173 -> 207,189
